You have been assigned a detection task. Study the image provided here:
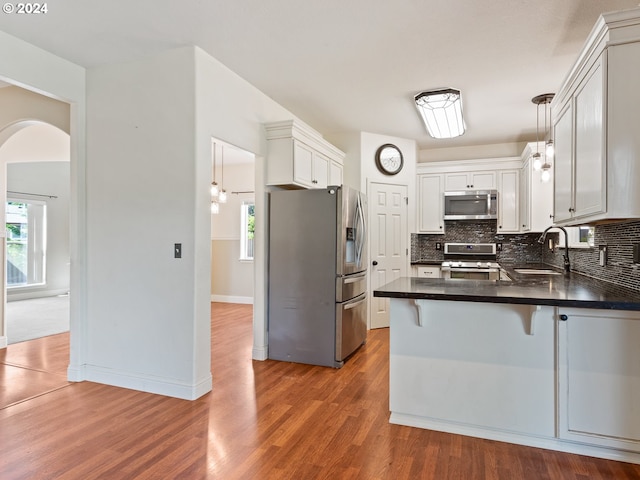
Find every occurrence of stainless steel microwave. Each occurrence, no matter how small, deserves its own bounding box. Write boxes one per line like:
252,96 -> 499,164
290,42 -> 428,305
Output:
443,190 -> 498,220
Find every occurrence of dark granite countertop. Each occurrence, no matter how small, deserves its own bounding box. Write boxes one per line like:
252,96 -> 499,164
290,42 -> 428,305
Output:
374,264 -> 640,311
411,260 -> 443,266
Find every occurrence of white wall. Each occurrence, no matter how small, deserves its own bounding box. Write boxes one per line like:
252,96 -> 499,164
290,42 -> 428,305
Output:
419,141 -> 525,163
85,47 -> 211,399
0,31 -> 84,354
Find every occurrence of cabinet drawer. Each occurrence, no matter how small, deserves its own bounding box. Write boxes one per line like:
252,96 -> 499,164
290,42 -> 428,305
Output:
417,266 -> 440,278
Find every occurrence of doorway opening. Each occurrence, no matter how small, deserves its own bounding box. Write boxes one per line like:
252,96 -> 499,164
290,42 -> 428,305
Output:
1,121 -> 71,345
209,137 -> 256,306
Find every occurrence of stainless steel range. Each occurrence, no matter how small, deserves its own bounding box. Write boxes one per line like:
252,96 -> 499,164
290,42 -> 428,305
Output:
441,243 -> 501,281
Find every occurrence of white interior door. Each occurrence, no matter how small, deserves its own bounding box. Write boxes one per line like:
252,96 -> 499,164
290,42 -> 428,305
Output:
369,182 -> 408,329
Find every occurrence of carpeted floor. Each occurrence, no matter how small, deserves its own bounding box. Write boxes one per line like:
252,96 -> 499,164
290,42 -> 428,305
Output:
5,295 -> 70,344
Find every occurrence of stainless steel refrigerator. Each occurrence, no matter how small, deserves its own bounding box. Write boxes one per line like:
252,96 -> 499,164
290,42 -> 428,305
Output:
268,186 -> 368,367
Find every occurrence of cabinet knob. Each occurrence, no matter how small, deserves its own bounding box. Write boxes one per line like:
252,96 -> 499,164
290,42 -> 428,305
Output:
569,207 -> 575,212
499,225 -> 502,229
372,261 -> 378,266
439,225 -> 443,229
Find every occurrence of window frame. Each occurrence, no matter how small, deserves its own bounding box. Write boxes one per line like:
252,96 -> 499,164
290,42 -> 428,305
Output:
6,197 -> 48,288
239,200 -> 255,262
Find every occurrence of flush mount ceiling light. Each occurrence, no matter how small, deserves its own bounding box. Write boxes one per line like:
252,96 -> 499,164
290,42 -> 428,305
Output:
414,88 -> 465,139
531,93 -> 555,183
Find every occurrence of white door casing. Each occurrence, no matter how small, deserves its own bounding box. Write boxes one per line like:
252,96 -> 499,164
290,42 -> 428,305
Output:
368,182 -> 408,329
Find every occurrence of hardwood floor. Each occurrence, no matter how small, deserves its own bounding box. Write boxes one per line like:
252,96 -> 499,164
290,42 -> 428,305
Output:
1,302 -> 640,479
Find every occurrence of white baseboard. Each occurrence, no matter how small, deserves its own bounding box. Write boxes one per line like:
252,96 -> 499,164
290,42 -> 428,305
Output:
390,412 -> 640,465
7,288 -> 70,302
80,365 -> 212,400
211,294 -> 253,305
252,345 -> 268,361
0,336 -> 7,349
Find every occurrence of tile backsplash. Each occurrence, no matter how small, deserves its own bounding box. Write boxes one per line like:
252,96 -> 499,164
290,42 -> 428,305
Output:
543,220 -> 640,292
412,220 -> 543,265
412,219 -> 640,292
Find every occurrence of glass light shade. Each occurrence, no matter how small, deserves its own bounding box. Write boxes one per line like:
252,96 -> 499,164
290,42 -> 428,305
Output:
545,140 -> 554,159
414,89 -> 465,139
210,182 -> 219,197
211,201 -> 219,214
541,168 -> 551,183
532,152 -> 542,171
218,189 -> 228,204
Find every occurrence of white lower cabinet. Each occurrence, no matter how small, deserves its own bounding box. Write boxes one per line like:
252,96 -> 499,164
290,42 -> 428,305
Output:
558,308 -> 640,453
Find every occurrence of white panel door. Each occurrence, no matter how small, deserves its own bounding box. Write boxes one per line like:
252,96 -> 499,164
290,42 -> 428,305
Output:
369,182 -> 408,329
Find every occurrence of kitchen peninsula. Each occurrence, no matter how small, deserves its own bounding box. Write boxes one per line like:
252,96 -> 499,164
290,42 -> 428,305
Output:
374,272 -> 640,464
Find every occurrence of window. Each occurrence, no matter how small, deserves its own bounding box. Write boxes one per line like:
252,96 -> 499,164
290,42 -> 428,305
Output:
240,201 -> 255,261
6,200 -> 47,287
559,226 -> 595,249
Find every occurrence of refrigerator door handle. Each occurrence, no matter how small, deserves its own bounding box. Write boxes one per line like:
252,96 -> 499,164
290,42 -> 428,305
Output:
355,194 -> 366,268
343,294 -> 366,310
343,272 -> 367,284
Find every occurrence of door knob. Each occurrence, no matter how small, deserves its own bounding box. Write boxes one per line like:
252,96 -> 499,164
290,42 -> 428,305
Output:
372,261 -> 378,266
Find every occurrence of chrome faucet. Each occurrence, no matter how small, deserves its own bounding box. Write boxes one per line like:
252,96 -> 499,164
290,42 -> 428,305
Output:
538,226 -> 571,273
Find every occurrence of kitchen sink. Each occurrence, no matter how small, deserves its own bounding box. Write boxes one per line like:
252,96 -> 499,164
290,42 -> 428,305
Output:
514,268 -> 561,275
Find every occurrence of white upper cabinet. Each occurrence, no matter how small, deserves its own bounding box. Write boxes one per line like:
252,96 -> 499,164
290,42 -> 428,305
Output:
444,171 -> 495,191
520,143 -> 554,232
497,169 -> 519,233
329,160 -> 343,186
552,9 -> 640,225
265,120 -> 344,189
417,173 -> 444,234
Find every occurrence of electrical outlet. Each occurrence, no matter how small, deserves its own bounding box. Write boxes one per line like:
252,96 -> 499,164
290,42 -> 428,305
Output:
496,243 -> 503,252
435,242 -> 442,251
599,245 -> 607,266
174,243 -> 182,258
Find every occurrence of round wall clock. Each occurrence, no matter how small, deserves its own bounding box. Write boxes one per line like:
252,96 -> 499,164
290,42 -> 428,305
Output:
375,144 -> 404,175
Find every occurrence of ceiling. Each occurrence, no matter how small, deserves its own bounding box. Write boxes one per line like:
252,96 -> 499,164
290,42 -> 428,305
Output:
1,0 -> 638,154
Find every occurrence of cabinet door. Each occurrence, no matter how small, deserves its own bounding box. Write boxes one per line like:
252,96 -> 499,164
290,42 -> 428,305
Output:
329,161 -> 342,186
553,102 -> 574,223
444,173 -> 469,190
574,57 -> 605,219
558,309 -> 640,452
417,266 -> 441,278
470,171 -> 496,190
497,170 -> 519,233
293,140 -> 314,188
312,152 -> 329,188
519,160 -> 531,231
418,174 -> 444,233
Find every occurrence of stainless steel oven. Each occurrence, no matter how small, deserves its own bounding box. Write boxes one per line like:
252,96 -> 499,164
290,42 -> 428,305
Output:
441,243 -> 501,281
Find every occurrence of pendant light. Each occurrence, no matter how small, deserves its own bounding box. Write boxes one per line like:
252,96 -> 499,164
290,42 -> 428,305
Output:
531,93 -> 554,182
218,144 -> 227,204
